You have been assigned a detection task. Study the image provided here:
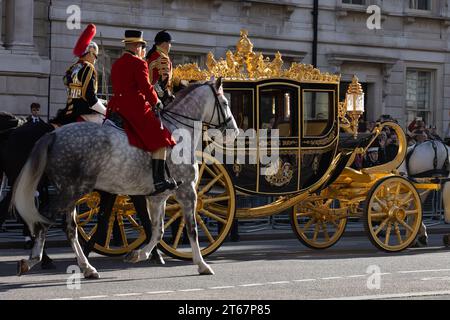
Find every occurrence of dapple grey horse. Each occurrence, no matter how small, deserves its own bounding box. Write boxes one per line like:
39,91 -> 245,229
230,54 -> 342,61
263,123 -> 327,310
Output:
397,140 -> 450,246
12,78 -> 238,279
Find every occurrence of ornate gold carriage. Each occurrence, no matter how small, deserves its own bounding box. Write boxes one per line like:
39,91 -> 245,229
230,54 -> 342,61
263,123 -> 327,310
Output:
75,30 -> 424,258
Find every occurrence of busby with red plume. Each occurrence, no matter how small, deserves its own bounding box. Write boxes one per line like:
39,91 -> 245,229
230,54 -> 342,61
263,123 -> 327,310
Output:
73,24 -> 99,58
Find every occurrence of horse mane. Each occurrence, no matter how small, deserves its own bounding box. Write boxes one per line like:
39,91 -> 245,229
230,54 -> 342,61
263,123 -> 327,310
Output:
0,111 -> 26,137
168,81 -> 212,110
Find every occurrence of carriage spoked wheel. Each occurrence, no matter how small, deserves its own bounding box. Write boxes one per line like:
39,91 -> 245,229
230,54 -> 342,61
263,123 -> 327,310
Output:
290,194 -> 347,249
75,192 -> 147,256
158,152 -> 236,260
363,176 -> 422,252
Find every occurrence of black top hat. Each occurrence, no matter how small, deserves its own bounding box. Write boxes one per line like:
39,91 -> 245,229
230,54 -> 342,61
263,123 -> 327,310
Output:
122,30 -> 147,45
154,30 -> 173,44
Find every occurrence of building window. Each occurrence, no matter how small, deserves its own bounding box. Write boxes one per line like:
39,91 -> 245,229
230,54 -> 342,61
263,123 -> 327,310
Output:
97,47 -> 123,99
406,69 -> 432,127
342,0 -> 365,5
409,0 -> 431,10
171,52 -> 203,67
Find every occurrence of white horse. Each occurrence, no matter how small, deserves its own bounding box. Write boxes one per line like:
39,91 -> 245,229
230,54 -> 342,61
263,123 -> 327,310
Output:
397,139 -> 450,246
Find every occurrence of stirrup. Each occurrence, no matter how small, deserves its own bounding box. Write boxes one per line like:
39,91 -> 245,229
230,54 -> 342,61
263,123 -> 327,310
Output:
149,180 -> 178,196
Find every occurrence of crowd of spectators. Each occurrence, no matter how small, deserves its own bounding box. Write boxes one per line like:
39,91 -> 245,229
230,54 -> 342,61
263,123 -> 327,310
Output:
352,115 -> 442,169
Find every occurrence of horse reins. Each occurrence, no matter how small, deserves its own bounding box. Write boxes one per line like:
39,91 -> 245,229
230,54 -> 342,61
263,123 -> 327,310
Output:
156,84 -> 233,131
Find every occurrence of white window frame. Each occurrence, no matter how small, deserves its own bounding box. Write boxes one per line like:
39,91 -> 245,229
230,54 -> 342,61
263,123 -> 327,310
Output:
404,67 -> 436,132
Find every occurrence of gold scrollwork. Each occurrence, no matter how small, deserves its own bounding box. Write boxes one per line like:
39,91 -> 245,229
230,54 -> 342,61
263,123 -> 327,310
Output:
303,131 -> 337,146
173,29 -> 341,84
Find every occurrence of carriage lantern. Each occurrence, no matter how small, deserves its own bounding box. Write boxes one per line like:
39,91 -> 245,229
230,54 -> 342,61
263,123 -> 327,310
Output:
346,75 -> 365,138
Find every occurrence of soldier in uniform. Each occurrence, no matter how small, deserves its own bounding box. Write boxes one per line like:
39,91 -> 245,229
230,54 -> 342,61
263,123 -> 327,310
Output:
146,30 -> 188,106
51,24 -> 106,126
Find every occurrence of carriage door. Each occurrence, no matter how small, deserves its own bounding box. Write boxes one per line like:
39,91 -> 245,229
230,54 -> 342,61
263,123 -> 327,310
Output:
257,82 -> 300,194
300,85 -> 338,190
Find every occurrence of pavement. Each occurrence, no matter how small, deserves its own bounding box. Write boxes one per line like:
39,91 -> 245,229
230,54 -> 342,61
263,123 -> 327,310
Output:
1,218 -> 450,249
1,234 -> 450,300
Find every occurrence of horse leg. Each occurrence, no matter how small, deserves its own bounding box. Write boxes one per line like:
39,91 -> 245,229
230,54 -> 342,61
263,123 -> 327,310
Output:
442,181 -> 450,223
65,208 -> 99,279
412,190 -> 430,247
124,197 -> 166,263
177,186 -> 214,275
83,191 -> 117,257
17,223 -> 48,276
130,195 -> 164,265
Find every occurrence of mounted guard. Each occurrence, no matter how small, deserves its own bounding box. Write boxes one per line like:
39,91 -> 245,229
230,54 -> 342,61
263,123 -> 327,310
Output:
107,29 -> 178,195
146,30 -> 187,106
52,24 -> 106,126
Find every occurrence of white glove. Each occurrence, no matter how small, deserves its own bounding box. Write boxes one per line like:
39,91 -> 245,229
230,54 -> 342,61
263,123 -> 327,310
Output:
91,100 -> 107,115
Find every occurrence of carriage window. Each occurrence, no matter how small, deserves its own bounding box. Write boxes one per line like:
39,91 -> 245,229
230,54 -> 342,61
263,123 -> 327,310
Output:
259,86 -> 298,137
303,91 -> 333,137
224,90 -> 253,131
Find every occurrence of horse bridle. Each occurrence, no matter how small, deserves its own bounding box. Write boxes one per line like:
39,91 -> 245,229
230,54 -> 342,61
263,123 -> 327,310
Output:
156,83 -> 233,132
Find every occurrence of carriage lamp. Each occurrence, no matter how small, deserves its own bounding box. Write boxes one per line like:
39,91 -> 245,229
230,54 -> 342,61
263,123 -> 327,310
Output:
346,75 -> 365,138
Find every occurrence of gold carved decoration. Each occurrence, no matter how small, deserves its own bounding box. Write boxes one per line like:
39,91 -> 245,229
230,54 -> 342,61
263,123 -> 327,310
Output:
264,159 -> 294,187
173,29 -> 341,83
303,131 -> 337,146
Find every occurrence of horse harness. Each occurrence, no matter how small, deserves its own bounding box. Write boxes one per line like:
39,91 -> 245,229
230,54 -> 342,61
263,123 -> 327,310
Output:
406,139 -> 450,178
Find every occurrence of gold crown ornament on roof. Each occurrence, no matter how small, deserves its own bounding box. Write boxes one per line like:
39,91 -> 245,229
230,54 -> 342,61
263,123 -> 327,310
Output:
173,29 -> 341,83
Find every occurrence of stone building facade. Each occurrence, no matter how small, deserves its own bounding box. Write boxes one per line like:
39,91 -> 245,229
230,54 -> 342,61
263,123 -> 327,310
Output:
1,0 -> 450,135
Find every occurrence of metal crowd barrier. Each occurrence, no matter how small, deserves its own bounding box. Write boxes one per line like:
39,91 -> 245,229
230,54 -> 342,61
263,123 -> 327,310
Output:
1,186 -> 446,234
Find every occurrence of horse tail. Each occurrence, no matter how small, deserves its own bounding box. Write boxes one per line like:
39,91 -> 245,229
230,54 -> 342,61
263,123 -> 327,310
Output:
11,132 -> 54,235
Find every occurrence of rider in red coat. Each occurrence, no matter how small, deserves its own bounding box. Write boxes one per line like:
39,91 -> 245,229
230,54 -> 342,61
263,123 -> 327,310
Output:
108,30 -> 177,195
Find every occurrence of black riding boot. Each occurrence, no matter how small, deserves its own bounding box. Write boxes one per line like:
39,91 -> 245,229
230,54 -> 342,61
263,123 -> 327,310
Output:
150,159 -> 177,196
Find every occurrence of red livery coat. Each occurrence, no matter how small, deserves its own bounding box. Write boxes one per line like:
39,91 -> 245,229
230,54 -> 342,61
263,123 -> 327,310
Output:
108,51 -> 176,152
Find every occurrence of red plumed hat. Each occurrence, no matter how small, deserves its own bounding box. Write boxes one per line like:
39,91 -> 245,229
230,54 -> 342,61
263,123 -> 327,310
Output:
73,24 -> 96,58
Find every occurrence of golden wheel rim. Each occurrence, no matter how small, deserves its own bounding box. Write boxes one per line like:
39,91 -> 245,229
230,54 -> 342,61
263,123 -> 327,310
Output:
75,192 -> 147,256
159,153 -> 236,260
292,196 -> 347,249
366,177 -> 422,252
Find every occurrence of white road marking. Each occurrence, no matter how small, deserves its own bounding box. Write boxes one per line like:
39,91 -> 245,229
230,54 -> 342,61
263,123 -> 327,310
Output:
398,269 -> 450,274
178,288 -> 204,292
324,290 -> 450,300
321,277 -> 343,280
145,290 -> 174,294
267,281 -> 290,285
79,295 -> 108,299
114,293 -> 142,297
421,276 -> 450,281
50,298 -> 73,300
293,279 -> 317,282
209,286 -> 236,290
346,275 -> 366,278
239,283 -> 264,287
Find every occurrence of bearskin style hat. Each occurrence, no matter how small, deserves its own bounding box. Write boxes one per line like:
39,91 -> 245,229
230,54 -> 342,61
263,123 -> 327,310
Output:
73,24 -> 99,58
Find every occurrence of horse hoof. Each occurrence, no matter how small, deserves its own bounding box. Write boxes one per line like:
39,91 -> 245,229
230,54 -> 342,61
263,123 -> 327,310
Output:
17,259 -> 29,276
443,235 -> 450,247
149,255 -> 165,265
198,264 -> 215,275
84,270 -> 100,279
124,251 -> 139,263
418,235 -> 428,246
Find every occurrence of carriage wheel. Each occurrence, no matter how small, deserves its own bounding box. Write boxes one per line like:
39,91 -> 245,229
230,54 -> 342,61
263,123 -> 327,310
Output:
158,153 -> 236,260
290,195 -> 347,249
76,192 -> 147,256
363,176 -> 422,252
